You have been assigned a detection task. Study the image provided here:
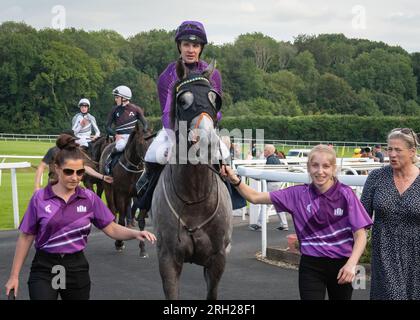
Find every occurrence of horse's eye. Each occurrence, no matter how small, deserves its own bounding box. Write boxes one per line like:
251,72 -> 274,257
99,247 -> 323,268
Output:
179,92 -> 194,110
208,91 -> 220,110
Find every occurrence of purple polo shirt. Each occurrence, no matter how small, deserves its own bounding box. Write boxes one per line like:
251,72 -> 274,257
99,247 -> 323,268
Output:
19,184 -> 115,254
269,181 -> 372,258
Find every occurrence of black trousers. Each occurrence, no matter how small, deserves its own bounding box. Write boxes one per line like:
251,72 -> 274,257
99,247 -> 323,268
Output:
28,250 -> 91,300
299,254 -> 353,300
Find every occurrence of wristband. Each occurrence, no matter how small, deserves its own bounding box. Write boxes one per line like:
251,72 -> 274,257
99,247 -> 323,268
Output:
232,176 -> 242,187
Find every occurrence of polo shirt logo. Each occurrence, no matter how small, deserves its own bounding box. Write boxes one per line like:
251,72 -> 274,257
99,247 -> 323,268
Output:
77,205 -> 87,213
334,208 -> 344,216
45,204 -> 52,214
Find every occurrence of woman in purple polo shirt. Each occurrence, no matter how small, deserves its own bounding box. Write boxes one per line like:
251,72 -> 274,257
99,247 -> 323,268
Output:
5,134 -> 156,300
222,144 -> 373,300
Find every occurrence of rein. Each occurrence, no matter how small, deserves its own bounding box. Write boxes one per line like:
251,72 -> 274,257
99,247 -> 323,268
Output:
162,170 -> 220,235
117,135 -> 145,174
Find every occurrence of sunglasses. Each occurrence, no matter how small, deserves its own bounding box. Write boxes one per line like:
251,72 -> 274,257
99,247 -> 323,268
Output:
62,168 -> 85,177
390,128 -> 419,147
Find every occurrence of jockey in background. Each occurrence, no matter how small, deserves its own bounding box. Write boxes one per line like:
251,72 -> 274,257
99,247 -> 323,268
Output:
104,85 -> 148,175
71,98 -> 100,152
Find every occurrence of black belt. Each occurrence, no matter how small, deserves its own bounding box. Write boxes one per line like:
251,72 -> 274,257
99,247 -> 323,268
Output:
36,250 -> 84,259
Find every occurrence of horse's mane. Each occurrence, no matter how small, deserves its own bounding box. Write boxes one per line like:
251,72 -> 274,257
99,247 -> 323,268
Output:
169,85 -> 178,130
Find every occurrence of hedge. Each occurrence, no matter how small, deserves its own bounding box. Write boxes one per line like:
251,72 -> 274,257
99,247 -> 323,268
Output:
147,115 -> 420,142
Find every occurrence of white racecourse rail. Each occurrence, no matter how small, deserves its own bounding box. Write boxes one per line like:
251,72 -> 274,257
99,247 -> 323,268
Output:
236,165 -> 369,258
0,162 -> 31,229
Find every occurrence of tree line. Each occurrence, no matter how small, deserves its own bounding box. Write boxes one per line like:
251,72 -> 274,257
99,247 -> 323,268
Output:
1,21 -> 419,138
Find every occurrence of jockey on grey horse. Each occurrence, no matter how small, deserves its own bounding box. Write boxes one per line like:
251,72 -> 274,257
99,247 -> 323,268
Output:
135,20 -> 229,211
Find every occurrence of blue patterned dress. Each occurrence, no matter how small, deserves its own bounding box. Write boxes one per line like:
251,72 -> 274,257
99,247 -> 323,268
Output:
361,166 -> 420,300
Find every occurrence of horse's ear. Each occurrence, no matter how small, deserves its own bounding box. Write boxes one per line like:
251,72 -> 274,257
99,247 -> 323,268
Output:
202,59 -> 216,79
176,58 -> 188,80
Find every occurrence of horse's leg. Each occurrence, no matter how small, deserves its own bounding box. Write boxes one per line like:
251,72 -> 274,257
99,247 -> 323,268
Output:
204,253 -> 226,300
96,181 -> 104,198
114,194 -> 128,251
83,177 -> 94,191
158,251 -> 183,300
138,209 -> 148,258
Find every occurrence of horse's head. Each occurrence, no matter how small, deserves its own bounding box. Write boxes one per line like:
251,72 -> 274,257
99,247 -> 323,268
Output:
171,59 -> 222,164
126,120 -> 147,164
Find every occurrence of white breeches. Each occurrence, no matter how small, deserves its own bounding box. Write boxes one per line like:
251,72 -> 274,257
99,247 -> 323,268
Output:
115,134 -> 130,152
145,129 -> 230,164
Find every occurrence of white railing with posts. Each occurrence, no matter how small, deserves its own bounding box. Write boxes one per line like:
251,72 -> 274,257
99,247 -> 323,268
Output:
236,165 -> 369,258
0,133 -> 57,142
0,132 -> 386,147
0,162 -> 31,229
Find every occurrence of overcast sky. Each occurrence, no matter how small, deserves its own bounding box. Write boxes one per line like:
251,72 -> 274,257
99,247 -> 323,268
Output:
1,0 -> 419,52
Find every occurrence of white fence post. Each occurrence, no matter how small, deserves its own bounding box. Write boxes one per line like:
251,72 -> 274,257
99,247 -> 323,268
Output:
261,179 -> 268,258
11,168 -> 20,229
0,158 -> 5,186
0,162 -> 31,229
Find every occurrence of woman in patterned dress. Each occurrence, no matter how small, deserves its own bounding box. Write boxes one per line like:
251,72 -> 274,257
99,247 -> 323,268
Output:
361,127 -> 420,300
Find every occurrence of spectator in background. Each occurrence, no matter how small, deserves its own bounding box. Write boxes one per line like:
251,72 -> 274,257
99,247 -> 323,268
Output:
361,127 -> 420,300
276,150 -> 286,159
248,144 -> 289,231
361,147 -> 379,162
373,144 -> 385,163
251,143 -> 257,158
352,148 -> 362,158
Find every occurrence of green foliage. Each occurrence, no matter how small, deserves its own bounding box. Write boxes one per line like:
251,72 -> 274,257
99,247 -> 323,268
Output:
220,115 -> 420,141
129,29 -> 178,79
316,73 -> 357,114
0,22 -> 420,137
346,49 -> 417,101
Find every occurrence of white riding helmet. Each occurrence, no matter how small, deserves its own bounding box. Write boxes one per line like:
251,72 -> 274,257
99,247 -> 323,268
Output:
112,85 -> 132,100
78,98 -> 90,107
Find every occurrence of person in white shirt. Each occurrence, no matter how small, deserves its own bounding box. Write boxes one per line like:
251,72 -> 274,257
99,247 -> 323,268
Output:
72,98 -> 100,150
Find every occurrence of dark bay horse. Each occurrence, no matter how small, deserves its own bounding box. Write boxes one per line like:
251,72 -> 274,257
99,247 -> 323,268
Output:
82,135 -> 113,197
99,121 -> 152,255
151,60 -> 233,300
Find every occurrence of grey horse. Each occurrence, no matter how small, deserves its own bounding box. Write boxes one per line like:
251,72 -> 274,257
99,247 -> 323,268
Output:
151,60 -> 233,300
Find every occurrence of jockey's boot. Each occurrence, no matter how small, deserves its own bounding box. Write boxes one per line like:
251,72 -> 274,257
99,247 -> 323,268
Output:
105,147 -> 119,175
135,162 -> 165,211
136,162 -> 164,195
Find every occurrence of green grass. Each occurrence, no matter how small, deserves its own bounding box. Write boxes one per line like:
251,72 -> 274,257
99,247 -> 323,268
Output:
0,140 -> 54,230
0,140 -> 53,156
0,171 -> 37,230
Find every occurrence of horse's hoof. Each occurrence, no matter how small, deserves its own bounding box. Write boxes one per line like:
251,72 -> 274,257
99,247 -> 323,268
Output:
139,252 -> 149,258
116,245 -> 125,252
